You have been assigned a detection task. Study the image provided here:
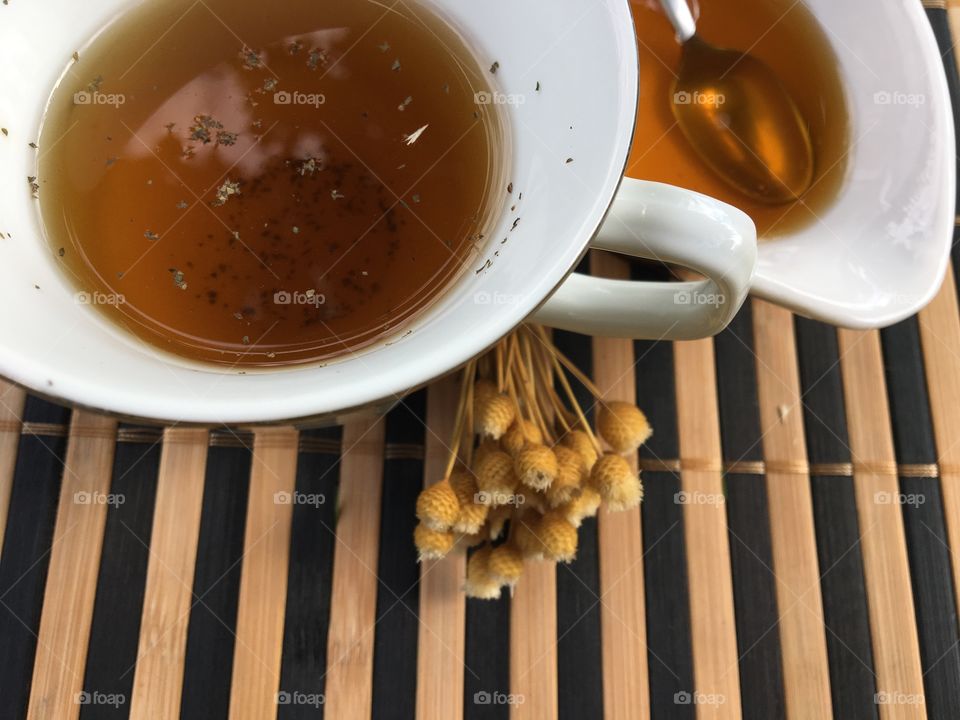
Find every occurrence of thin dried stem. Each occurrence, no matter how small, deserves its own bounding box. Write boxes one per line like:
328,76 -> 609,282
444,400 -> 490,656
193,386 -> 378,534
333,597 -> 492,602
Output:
528,335 -> 572,435
495,341 -> 505,392
478,352 -> 492,382
504,361 -> 522,418
519,332 -> 551,438
533,325 -> 604,399
541,340 -> 602,454
462,362 -> 476,467
444,358 -> 475,478
505,333 -> 520,380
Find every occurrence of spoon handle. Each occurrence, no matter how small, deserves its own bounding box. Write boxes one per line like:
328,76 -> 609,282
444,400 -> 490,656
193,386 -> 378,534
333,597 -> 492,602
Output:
657,0 -> 697,43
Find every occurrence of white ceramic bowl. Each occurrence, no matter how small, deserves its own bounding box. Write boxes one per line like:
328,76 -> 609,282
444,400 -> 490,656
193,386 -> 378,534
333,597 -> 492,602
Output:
751,0 -> 955,327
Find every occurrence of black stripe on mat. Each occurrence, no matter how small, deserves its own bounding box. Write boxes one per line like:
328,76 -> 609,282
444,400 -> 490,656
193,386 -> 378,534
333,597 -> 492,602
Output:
794,317 -> 877,720
552,327 -> 603,720
0,396 -> 71,718
277,426 -> 342,720
371,391 -> 426,720
463,560 -> 509,720
714,300 -> 785,720
179,441 -> 252,718
80,426 -> 162,720
880,317 -> 960,717
631,259 -> 694,719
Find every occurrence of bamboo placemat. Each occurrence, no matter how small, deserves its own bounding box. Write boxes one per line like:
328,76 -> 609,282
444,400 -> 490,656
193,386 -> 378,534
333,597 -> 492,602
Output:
1,3 -> 959,719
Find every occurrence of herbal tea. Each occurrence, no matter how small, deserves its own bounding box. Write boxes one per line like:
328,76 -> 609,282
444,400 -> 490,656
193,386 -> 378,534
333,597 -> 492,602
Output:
627,0 -> 849,237
38,0 -> 507,366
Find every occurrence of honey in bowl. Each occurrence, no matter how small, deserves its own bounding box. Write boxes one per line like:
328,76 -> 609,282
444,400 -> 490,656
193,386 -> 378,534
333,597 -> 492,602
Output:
38,0 -> 507,367
627,0 -> 849,237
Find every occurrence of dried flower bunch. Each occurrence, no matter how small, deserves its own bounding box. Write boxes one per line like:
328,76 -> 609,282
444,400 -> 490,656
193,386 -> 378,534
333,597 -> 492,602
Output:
413,324 -> 652,599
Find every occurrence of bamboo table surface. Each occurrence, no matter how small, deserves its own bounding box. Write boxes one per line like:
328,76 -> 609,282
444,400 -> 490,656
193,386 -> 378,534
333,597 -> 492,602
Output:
2,2 -> 960,719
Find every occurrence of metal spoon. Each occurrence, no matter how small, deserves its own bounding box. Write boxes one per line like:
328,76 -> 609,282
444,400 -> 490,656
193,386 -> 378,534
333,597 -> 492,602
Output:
658,0 -> 814,204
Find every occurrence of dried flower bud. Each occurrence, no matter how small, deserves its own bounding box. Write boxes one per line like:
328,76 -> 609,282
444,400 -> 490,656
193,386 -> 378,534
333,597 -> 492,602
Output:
473,378 -> 498,417
476,450 -> 519,505
415,480 -> 460,532
454,500 -> 489,535
501,422 -> 525,457
501,418 -> 544,455
524,419 -> 544,444
464,545 -> 502,600
488,544 -> 524,586
473,438 -> 500,470
513,511 -> 545,559
597,401 -> 652,454
515,444 -> 558,491
449,469 -> 478,504
537,511 -> 578,562
415,523 -> 456,561
477,393 -> 516,440
560,486 -> 602,528
547,445 -> 585,507
561,429 -> 599,472
589,453 -> 643,511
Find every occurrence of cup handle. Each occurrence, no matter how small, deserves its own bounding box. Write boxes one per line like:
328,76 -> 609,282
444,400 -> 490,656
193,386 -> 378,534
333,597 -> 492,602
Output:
531,178 -> 757,340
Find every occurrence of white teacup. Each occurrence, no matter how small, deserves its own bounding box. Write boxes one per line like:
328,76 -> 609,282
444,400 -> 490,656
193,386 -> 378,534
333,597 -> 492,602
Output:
0,0 -> 950,424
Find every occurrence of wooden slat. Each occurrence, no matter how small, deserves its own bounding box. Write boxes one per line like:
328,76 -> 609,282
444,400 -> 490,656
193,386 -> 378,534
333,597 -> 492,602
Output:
128,428 -> 209,720
837,328 -> 926,720
0,380 -> 25,561
752,300 -> 833,717
510,560 -> 558,719
919,266 -> 960,622
590,250 -> 648,720
324,417 -> 386,720
228,427 -> 299,720
26,411 -> 116,720
673,337 -> 742,718
416,375 -> 466,720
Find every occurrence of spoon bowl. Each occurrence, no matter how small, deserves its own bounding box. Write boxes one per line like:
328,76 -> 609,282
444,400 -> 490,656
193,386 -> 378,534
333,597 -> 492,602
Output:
659,0 -> 815,204
673,37 -> 815,204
